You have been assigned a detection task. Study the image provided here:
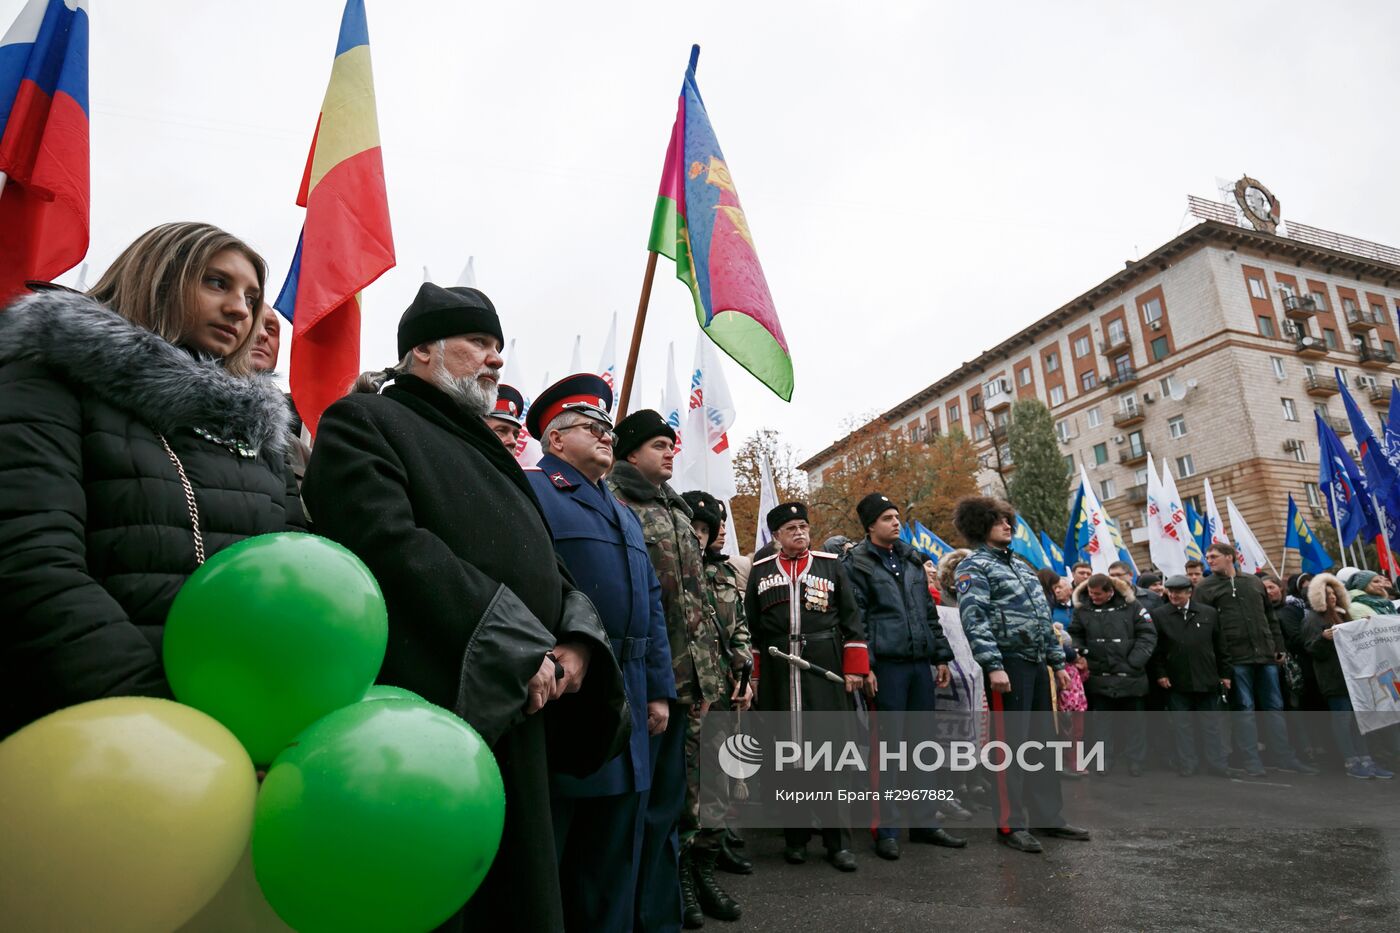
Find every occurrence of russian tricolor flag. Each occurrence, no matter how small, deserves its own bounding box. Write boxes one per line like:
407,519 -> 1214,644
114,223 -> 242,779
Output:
0,0 -> 89,301
274,0 -> 394,436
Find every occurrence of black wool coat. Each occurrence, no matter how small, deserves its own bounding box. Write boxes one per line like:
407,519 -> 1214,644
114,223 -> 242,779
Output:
301,373 -> 627,933
1149,600 -> 1230,693
0,290 -> 303,737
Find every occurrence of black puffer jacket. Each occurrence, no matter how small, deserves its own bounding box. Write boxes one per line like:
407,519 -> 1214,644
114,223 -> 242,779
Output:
846,538 -> 953,664
1068,577 -> 1157,698
0,290 -> 304,736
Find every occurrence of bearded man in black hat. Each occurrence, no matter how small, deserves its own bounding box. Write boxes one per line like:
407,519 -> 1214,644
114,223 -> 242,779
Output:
301,283 -> 628,932
745,501 -> 868,871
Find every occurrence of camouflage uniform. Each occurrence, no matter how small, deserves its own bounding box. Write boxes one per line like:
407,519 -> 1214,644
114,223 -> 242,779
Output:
954,544 -> 1066,673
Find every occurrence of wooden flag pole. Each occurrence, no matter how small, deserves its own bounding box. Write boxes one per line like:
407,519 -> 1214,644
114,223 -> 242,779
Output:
616,250 -> 658,421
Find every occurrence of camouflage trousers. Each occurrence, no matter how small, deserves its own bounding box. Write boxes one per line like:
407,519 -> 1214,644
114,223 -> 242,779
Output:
681,696 -> 732,852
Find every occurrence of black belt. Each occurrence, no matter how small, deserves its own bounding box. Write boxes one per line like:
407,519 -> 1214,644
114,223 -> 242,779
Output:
788,629 -> 841,643
611,635 -> 650,661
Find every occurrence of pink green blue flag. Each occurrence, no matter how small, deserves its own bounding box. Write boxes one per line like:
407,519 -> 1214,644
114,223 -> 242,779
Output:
649,45 -> 792,401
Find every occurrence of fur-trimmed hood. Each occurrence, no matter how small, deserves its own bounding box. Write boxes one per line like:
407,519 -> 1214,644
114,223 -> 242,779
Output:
1307,572 -> 1350,614
1072,575 -> 1135,608
937,547 -> 972,598
0,289 -> 289,454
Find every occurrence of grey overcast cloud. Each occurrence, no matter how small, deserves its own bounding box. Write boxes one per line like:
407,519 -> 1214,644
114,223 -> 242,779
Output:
21,0 -> 1400,462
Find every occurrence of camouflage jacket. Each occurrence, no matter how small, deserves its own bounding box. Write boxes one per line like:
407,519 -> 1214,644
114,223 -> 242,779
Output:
608,462 -> 727,704
702,554 -> 753,673
954,544 -> 1065,673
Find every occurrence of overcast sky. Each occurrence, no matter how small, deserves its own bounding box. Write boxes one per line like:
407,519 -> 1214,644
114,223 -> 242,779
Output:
16,0 -> 1400,462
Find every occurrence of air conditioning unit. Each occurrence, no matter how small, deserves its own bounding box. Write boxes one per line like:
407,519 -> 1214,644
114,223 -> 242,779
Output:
1112,434 -> 1125,444
1142,390 -> 1154,403
1122,518 -> 1137,529
1149,320 -> 1162,331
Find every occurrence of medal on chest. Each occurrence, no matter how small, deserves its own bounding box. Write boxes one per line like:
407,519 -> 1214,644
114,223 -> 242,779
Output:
803,574 -> 832,612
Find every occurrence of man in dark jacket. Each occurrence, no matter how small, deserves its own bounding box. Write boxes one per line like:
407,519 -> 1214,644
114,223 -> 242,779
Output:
1149,576 -> 1238,778
953,496 -> 1089,854
846,493 -> 963,859
301,284 -> 628,932
1194,543 -> 1316,776
1069,574 -> 1156,775
523,375 -> 675,933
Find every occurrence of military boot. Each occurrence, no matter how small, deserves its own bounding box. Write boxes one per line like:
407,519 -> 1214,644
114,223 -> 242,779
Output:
716,836 -> 753,874
694,846 -> 742,921
680,850 -> 705,928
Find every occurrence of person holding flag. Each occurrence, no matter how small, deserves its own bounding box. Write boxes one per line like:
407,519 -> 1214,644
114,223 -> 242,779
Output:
845,493 -> 963,860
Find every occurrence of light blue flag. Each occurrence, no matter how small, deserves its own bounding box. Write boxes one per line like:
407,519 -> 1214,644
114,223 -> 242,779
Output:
1040,531 -> 1067,575
909,520 -> 953,564
1011,515 -> 1050,569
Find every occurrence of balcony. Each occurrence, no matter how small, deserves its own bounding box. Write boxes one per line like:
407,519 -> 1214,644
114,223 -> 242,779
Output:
1358,343 -> 1397,370
1370,385 -> 1391,407
986,393 -> 1013,413
1126,484 -> 1148,505
1304,373 -> 1338,397
1104,367 -> 1140,390
1322,414 -> 1351,436
1119,447 -> 1148,466
990,423 -> 1008,442
1295,335 -> 1328,359
1113,407 -> 1145,428
1282,294 -> 1318,321
1346,307 -> 1382,331
1099,332 -> 1131,356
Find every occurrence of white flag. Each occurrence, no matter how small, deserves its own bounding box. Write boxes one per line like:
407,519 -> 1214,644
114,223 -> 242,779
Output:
721,498 -> 741,558
675,333 -> 737,499
756,451 -> 779,553
1078,466 -> 1119,574
663,343 -> 685,459
1160,462 -> 1192,561
456,256 -> 476,288
501,340 -> 543,468
1226,497 -> 1272,574
1334,616 -> 1400,733
75,261 -> 89,291
597,312 -> 618,406
421,265 -> 432,283
1145,453 -> 1187,576
568,335 -> 582,374
1203,477 -> 1228,546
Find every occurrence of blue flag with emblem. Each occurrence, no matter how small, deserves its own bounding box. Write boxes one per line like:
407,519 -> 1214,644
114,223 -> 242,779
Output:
1317,409 -> 1377,546
1337,367 -> 1400,551
1063,480 -> 1090,566
1182,500 -> 1205,563
908,520 -> 953,564
1039,531 -> 1067,574
1011,514 -> 1050,569
1284,494 -> 1334,575
1385,381 -> 1400,471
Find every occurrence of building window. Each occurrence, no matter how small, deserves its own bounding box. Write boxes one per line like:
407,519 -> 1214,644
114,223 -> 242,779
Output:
1281,398 -> 1297,421
1080,370 -> 1098,392
1185,494 -> 1201,513
995,410 -> 1010,428
1169,415 -> 1187,438
973,421 -> 987,441
1142,297 -> 1163,323
1248,277 -> 1267,299
1107,319 -> 1126,345
1121,393 -> 1139,414
1323,329 -> 1339,349
1358,373 -> 1378,390
1271,356 -> 1286,379
1112,353 -> 1133,379
1064,454 -> 1075,475
928,414 -> 940,436
1305,482 -> 1321,508
1311,291 -> 1329,311
1280,282 -> 1296,298
1127,431 -> 1146,457
1055,419 -> 1072,442
1314,401 -> 1329,417
1258,316 -> 1275,338
1073,336 -> 1092,358
1150,336 -> 1169,361
1159,374 -> 1181,398
1045,350 -> 1060,373
949,402 -> 960,422
971,394 -> 982,412
1086,406 -> 1102,428
1100,478 -> 1116,500
1386,340 -> 1398,357
1049,385 -> 1065,406
1372,303 -> 1388,325
1175,454 -> 1196,477
1134,467 -> 1149,486
1093,442 -> 1108,465
1292,442 -> 1308,463
1018,366 -> 1032,387
1343,297 -> 1359,317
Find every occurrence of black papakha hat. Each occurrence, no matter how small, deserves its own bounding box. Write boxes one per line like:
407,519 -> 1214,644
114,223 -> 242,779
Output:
681,490 -> 722,549
613,409 -> 676,460
857,492 -> 899,530
767,501 -> 808,534
396,282 -> 503,359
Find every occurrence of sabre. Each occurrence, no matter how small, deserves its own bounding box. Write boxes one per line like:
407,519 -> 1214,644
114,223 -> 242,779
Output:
766,645 -> 843,685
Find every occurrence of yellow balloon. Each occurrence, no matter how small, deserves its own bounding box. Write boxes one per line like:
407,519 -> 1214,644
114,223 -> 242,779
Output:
176,843 -> 295,933
0,697 -> 257,933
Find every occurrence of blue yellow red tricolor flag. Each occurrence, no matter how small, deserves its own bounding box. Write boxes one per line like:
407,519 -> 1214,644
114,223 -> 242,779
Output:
275,0 -> 394,435
0,0 -> 88,300
649,45 -> 793,401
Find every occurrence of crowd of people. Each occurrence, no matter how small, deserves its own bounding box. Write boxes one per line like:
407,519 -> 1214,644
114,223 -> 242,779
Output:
0,221 -> 1396,933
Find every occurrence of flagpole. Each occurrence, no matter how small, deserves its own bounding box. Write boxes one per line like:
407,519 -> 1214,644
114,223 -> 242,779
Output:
1278,547 -> 1287,582
617,251 -> 658,421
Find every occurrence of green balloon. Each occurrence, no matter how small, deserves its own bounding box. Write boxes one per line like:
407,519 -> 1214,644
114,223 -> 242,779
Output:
252,700 -> 505,933
361,685 -> 425,703
163,532 -> 388,765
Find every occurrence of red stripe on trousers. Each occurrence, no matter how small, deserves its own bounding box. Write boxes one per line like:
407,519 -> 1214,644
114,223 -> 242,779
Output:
988,688 -> 1012,835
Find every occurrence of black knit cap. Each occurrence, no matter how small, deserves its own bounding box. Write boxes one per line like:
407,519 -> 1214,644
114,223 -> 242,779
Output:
613,409 -> 676,460
767,501 -> 808,534
857,492 -> 899,530
396,282 -> 503,359
681,490 -> 722,549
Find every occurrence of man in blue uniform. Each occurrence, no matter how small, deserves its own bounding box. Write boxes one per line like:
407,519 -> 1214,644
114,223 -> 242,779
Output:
525,374 -> 675,932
